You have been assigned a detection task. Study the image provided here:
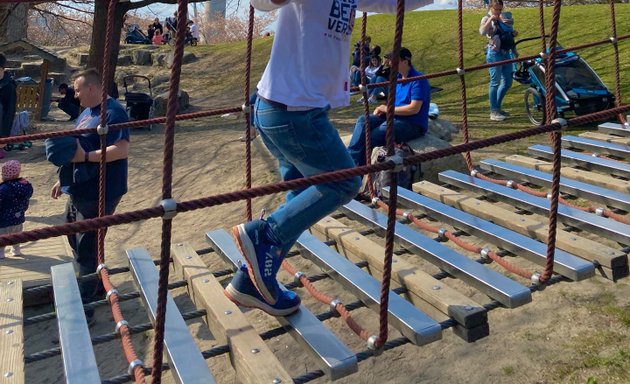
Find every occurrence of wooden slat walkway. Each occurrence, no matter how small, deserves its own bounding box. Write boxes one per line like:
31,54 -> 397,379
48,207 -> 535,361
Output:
0,279 -> 23,383
0,237 -> 74,289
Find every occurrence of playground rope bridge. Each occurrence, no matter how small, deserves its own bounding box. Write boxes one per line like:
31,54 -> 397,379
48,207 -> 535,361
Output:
1,0 -> 628,383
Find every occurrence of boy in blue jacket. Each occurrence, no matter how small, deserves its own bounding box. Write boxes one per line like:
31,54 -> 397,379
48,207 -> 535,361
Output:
0,160 -> 33,259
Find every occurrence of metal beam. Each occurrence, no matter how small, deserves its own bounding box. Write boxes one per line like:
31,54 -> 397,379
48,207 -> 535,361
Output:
206,230 -> 358,381
562,135 -> 630,158
341,200 -> 532,308
528,144 -> 630,179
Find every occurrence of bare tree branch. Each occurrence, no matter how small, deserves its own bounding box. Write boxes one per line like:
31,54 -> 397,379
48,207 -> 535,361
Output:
32,4 -> 92,27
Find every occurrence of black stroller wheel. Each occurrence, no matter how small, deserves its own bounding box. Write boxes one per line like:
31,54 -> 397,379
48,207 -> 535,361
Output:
524,87 -> 545,126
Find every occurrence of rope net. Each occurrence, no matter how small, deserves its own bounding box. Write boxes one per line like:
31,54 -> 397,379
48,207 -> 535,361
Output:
1,0 -> 629,381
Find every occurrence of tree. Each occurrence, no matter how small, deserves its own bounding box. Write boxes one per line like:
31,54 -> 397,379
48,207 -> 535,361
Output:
0,2 -> 29,43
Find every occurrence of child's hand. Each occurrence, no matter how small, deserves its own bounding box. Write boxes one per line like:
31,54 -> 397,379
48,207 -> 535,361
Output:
51,181 -> 62,199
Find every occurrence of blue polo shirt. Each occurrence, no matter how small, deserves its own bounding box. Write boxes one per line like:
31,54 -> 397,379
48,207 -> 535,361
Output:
62,98 -> 130,202
395,66 -> 431,133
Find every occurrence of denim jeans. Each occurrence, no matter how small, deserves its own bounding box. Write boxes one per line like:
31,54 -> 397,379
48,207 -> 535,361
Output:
487,49 -> 514,112
65,197 -> 121,316
348,114 -> 423,166
254,97 -> 361,247
369,76 -> 388,98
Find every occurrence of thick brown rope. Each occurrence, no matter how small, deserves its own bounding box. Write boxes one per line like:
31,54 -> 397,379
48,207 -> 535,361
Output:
150,2 -> 189,382
608,0 -> 626,125
540,0 -> 563,283
359,12 -> 376,198
538,0 -> 547,53
244,5 -> 255,221
1,104 -> 628,248
457,0 -> 474,172
376,0 -> 406,350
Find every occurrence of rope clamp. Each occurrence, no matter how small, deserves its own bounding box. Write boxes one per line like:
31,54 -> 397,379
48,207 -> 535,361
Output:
293,271 -> 304,287
437,228 -> 447,240
358,84 -> 369,95
242,103 -> 253,115
127,359 -> 144,376
386,154 -> 405,173
115,319 -> 129,333
546,193 -> 553,200
402,211 -> 411,219
470,169 -> 479,177
591,152 -> 600,158
539,52 -> 548,60
329,299 -> 342,317
371,197 -> 380,206
480,248 -> 490,262
609,36 -> 618,45
367,335 -> 384,356
595,207 -> 605,216
96,263 -> 108,275
96,124 -> 109,135
160,198 -> 178,220
506,180 -> 515,189
456,67 -> 465,76
551,117 -> 568,131
106,288 -> 119,301
531,272 -> 542,286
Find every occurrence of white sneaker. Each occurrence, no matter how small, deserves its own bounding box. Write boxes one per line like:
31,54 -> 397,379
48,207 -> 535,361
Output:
490,111 -> 506,121
367,96 -> 377,104
356,96 -> 365,104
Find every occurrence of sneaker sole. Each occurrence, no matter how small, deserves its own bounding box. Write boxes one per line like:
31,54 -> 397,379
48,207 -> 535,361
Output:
231,225 -> 277,305
224,284 -> 299,317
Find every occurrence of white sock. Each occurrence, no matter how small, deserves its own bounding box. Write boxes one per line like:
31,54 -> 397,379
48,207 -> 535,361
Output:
11,244 -> 21,256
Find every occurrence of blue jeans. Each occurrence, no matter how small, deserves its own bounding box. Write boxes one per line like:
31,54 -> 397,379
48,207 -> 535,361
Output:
348,114 -> 424,166
254,97 -> 361,247
369,76 -> 388,98
487,49 -> 513,112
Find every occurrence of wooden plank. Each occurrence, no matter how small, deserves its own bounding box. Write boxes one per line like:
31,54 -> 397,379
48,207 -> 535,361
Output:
505,155 -> 630,194
0,279 -> 23,383
311,217 -> 488,331
413,181 -> 627,273
171,243 -> 292,384
580,131 -> 630,146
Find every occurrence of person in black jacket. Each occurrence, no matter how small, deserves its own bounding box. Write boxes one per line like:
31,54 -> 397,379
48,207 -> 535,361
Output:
0,54 -> 17,159
57,83 -> 81,120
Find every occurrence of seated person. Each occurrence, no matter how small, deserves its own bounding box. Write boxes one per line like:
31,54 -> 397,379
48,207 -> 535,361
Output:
56,83 -> 81,121
370,53 -> 392,101
348,47 -> 431,167
358,55 -> 385,104
152,32 -> 163,45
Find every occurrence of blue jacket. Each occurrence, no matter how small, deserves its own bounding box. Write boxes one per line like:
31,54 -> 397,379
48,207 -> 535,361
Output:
0,178 -> 33,227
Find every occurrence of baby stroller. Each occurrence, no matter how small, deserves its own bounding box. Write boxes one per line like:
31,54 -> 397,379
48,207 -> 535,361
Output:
123,75 -> 154,130
125,24 -> 150,45
513,37 -> 615,125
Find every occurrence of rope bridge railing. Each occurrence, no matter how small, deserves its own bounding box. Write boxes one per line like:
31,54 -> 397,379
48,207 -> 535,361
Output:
2,0 -> 627,382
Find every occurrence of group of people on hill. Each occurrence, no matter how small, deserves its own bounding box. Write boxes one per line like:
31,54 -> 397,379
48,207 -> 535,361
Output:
350,36 -> 394,105
0,0 -> 522,325
147,14 -> 199,46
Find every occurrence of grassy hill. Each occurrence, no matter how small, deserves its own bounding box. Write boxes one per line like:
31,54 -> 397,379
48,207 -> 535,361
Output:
177,4 -> 628,154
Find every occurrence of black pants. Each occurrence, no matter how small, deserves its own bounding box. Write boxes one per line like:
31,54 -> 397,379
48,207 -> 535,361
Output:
65,197 -> 121,315
58,101 -> 80,120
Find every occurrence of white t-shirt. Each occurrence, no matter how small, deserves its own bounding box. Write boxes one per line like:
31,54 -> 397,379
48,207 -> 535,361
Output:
252,0 -> 433,108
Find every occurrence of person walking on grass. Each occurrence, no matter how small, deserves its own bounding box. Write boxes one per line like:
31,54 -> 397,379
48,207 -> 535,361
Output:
223,0 -> 433,317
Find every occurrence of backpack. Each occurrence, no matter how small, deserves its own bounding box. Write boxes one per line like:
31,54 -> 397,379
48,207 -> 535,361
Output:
361,142 -> 421,198
495,22 -> 515,51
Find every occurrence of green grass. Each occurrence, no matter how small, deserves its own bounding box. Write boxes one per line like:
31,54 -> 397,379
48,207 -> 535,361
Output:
176,4 -> 629,157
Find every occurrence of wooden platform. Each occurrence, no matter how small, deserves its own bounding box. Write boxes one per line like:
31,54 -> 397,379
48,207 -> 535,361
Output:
0,237 -> 74,289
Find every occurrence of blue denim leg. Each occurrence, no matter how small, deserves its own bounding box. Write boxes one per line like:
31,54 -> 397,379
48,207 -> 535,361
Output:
348,114 -> 423,166
253,98 -> 361,246
370,76 -> 388,98
487,50 -> 513,111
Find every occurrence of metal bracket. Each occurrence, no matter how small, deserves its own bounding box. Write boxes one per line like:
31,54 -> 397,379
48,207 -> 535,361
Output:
329,299 -> 342,317
531,272 -> 542,287
293,271 -> 304,287
456,67 -> 465,76
160,198 -> 178,220
358,84 -> 369,95
470,169 -> 479,177
551,117 -> 568,131
480,248 -> 491,262
106,288 -> 119,301
96,263 -> 108,275
115,319 -> 129,333
437,228 -> 447,240
128,359 -> 144,376
506,180 -> 515,189
366,335 -> 384,356
96,124 -> 109,135
609,36 -> 618,45
595,207 -> 605,217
